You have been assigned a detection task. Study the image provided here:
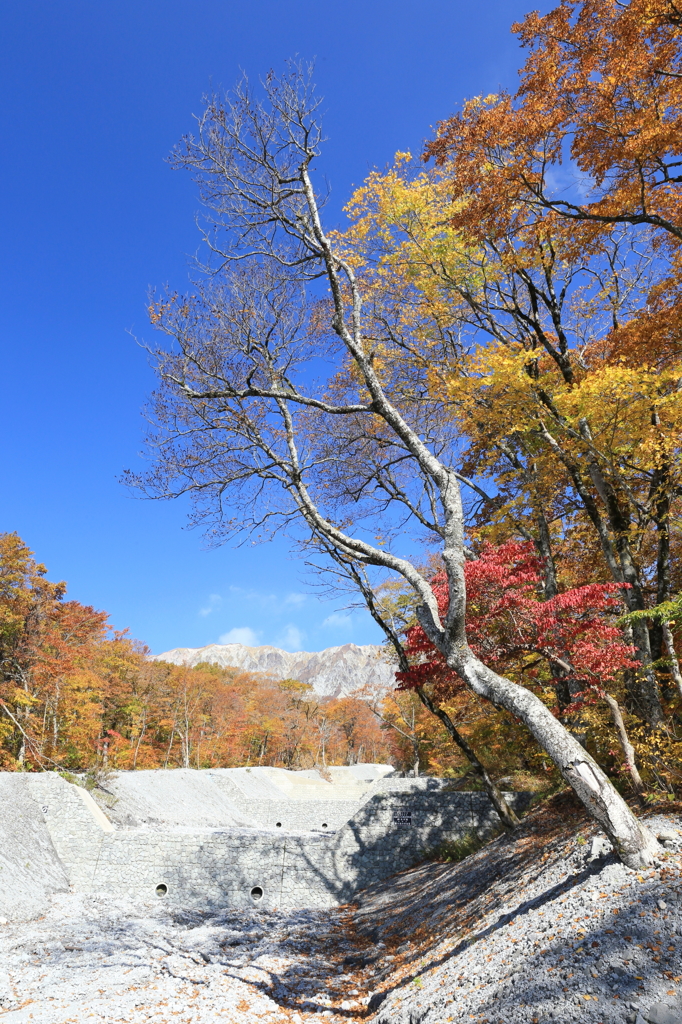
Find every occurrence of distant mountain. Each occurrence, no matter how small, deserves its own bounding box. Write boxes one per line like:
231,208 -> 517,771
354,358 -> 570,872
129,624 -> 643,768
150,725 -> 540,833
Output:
151,642 -> 396,698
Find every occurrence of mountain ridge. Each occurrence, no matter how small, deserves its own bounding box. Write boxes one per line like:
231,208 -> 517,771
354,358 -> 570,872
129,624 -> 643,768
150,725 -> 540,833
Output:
151,641 -> 396,698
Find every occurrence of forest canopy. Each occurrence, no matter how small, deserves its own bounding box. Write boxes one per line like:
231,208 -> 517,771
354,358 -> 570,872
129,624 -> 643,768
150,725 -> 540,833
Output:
0,533 -> 400,774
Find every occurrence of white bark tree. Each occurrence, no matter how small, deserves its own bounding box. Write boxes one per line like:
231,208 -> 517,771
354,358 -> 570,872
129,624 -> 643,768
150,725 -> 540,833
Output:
130,66 -> 659,867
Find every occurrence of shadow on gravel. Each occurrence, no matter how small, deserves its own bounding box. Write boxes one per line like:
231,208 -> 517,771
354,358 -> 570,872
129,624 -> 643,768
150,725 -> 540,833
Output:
469,868 -> 682,1024
351,857 -> 616,1010
354,795 -> 586,944
351,799 -> 682,1023
223,945 -> 366,1018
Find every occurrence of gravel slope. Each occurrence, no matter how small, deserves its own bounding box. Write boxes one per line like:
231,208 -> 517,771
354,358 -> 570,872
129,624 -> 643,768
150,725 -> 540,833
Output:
353,798 -> 682,1024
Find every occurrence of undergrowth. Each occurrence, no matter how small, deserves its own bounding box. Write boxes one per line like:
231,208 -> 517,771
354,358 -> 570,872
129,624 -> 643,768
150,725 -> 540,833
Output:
427,827 -> 504,864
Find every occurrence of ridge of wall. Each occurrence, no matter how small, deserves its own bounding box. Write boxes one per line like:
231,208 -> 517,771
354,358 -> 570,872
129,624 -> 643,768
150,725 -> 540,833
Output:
0,775 -> 69,923
25,773 -> 113,890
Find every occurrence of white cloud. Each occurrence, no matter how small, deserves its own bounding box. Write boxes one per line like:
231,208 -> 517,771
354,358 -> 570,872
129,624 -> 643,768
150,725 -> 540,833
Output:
219,626 -> 260,646
199,594 -> 222,617
223,587 -> 308,615
277,624 -> 305,651
322,612 -> 352,629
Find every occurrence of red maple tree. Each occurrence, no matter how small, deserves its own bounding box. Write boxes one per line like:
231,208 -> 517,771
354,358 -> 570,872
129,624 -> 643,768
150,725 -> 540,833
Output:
397,541 -> 637,714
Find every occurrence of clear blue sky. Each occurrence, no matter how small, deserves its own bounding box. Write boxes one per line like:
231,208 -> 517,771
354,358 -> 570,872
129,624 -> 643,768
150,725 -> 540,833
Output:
1,0 -> 547,654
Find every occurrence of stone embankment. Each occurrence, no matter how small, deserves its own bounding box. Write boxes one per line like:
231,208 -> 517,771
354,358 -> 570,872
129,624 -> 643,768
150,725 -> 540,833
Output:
0,794 -> 680,1023
1,767 -> 526,914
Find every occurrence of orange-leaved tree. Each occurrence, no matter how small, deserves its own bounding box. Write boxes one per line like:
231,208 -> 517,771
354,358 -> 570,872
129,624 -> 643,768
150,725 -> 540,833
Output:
0,532 -> 140,769
426,0 -> 682,246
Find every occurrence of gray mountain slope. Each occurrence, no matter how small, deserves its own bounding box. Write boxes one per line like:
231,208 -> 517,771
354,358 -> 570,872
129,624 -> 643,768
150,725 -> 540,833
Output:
151,642 -> 395,698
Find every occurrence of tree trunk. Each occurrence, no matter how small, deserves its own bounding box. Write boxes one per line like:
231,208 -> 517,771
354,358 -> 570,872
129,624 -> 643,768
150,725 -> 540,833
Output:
662,622 -> 682,699
626,618 -> 662,725
452,650 -> 659,867
534,512 -> 574,712
412,739 -> 420,777
416,686 -> 520,830
163,727 -> 175,769
132,711 -> 147,770
534,509 -> 559,600
649,421 -> 672,672
603,693 -> 646,803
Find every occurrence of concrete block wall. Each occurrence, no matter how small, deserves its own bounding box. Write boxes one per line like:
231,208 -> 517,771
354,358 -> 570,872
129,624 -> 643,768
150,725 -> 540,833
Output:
206,766 -> 390,831
20,770 -> 529,911
26,773 -> 114,891
215,793 -> 361,832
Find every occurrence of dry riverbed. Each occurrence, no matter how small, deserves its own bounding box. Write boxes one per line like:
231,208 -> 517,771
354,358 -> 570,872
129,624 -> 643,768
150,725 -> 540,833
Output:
1,797 -> 682,1024
355,800 -> 682,1024
0,895 -> 373,1023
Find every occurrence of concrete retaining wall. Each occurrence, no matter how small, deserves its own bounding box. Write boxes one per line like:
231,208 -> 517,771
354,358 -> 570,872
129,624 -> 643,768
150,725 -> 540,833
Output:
10,770 -> 529,911
0,774 -> 69,922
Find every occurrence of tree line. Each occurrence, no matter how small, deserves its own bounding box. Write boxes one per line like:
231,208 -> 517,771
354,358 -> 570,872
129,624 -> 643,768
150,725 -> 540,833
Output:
0,532 -> 400,773
0,531 -> 575,783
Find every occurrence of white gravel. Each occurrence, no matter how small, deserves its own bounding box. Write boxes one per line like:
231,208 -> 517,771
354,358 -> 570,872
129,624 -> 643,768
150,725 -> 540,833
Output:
356,809 -> 682,1024
0,893 -> 369,1022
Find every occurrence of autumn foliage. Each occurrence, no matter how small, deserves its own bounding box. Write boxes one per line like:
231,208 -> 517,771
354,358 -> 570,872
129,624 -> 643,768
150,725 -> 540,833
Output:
0,533 -> 390,773
426,0 -> 682,247
397,542 -> 637,699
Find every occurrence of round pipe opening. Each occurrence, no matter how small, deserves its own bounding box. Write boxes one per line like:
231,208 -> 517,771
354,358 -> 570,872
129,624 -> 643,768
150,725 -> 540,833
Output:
156,883 -> 168,898
250,886 -> 264,901
275,822 -> 282,827
321,823 -> 328,828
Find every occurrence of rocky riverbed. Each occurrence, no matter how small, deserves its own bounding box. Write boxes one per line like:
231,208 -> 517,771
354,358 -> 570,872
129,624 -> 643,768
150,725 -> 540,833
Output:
0,895 -> 365,1023
1,798 -> 681,1024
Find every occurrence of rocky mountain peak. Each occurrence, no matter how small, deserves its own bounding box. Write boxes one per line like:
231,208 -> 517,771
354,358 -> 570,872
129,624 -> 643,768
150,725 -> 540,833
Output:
150,641 -> 396,698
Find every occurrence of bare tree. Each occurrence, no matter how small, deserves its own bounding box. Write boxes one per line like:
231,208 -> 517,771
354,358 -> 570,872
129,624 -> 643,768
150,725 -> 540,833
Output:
130,65 -> 659,866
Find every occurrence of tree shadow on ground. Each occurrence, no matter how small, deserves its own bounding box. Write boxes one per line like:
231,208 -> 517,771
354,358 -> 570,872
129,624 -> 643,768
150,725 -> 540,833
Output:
346,798 -> 682,1023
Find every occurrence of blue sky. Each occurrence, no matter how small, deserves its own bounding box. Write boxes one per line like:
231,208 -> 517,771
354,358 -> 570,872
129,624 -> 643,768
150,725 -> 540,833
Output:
1,0 -> 547,655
